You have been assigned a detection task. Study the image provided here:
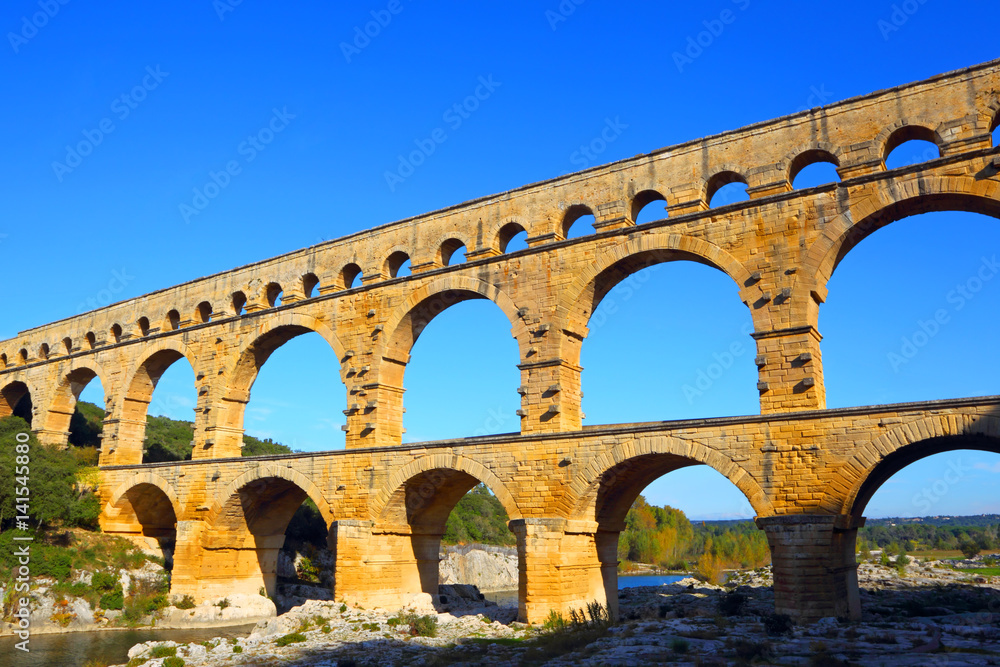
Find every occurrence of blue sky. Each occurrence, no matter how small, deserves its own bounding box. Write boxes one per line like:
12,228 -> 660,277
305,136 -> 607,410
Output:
2,1 -> 999,520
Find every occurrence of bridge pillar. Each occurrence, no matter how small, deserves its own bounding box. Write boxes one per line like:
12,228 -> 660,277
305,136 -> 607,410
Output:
98,417 -> 147,466
509,518 -> 607,624
330,520 -> 426,607
517,358 -> 583,434
753,326 -> 826,413
755,514 -> 862,623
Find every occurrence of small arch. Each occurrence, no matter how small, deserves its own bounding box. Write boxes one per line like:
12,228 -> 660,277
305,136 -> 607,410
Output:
166,309 -> 181,331
562,204 -> 596,239
630,189 -> 668,224
110,324 -> 123,343
706,171 -> 749,207
340,263 -> 363,289
85,332 -> 97,349
196,301 -> 213,324
0,380 -> 33,424
301,273 -> 320,298
18,349 -> 28,364
437,238 -> 467,266
991,109 -> 999,146
882,125 -> 941,169
789,149 -> 841,189
496,221 -> 528,254
265,282 -> 283,307
137,317 -> 151,337
0,353 -> 7,368
232,291 -> 247,316
385,251 -> 411,278
39,343 -> 50,360
62,337 -> 73,355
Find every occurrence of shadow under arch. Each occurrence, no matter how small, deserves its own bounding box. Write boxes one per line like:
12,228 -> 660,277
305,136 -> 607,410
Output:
369,455 -> 522,614
101,473 -> 179,568
194,465 -> 333,601
0,378 -> 34,424
807,180 -> 1000,289
41,360 -> 109,444
559,233 -> 753,338
377,275 -> 528,388
219,312 -> 346,450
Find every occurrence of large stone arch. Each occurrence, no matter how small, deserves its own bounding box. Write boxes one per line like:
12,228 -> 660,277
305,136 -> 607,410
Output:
40,359 -> 110,442
806,175 -> 1000,290
222,311 -> 346,404
568,434 -> 773,525
558,232 -> 753,340
376,275 -> 529,388
120,338 -> 200,422
206,463 -> 332,528
371,452 -> 522,524
834,414 -> 1000,520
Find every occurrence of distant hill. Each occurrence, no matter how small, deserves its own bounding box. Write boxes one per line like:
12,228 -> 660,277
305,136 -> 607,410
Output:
69,401 -> 295,460
865,515 -> 1000,528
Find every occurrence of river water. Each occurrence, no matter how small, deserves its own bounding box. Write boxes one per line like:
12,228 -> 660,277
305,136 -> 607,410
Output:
0,624 -> 256,667
3,575 -> 686,666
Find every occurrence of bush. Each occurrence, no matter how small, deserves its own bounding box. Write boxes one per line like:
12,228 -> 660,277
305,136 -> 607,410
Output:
232,645 -> 242,653
275,632 -> 307,646
719,591 -> 747,616
216,598 -> 230,609
409,614 -> 438,637
960,540 -> 982,559
174,595 -> 196,609
762,612 -> 793,636
543,609 -> 566,630
150,646 -> 177,658
162,658 -> 185,667
92,571 -> 118,593
100,587 -> 124,611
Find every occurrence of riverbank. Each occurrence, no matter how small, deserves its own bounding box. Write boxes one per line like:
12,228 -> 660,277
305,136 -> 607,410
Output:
109,556 -> 1000,666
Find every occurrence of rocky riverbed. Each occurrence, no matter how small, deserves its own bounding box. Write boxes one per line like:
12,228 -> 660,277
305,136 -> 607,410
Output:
111,556 -> 1000,666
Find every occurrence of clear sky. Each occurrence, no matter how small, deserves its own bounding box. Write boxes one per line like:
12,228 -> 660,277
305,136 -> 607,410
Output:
2,1 -> 998,520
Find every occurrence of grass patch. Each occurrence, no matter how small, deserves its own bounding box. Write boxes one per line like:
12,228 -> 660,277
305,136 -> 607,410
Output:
952,566 -> 1000,576
275,632 -> 308,647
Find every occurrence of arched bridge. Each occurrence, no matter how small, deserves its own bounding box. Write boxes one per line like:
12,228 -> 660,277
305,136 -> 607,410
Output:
3,59 -> 1000,623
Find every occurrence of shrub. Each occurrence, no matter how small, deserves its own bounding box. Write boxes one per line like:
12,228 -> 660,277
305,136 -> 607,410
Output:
100,586 -> 124,611
232,645 -> 242,653
762,612 -> 793,636
543,609 -> 566,630
321,624 -> 331,633
275,632 -> 307,647
150,646 -> 177,658
960,540 -> 982,559
163,658 -> 185,667
409,614 -> 438,637
174,595 -> 196,609
92,571 -> 118,593
719,591 -> 747,616
216,598 -> 230,610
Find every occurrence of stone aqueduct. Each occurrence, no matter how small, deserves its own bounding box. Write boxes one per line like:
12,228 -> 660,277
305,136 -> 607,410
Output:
2,60 -> 1000,623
